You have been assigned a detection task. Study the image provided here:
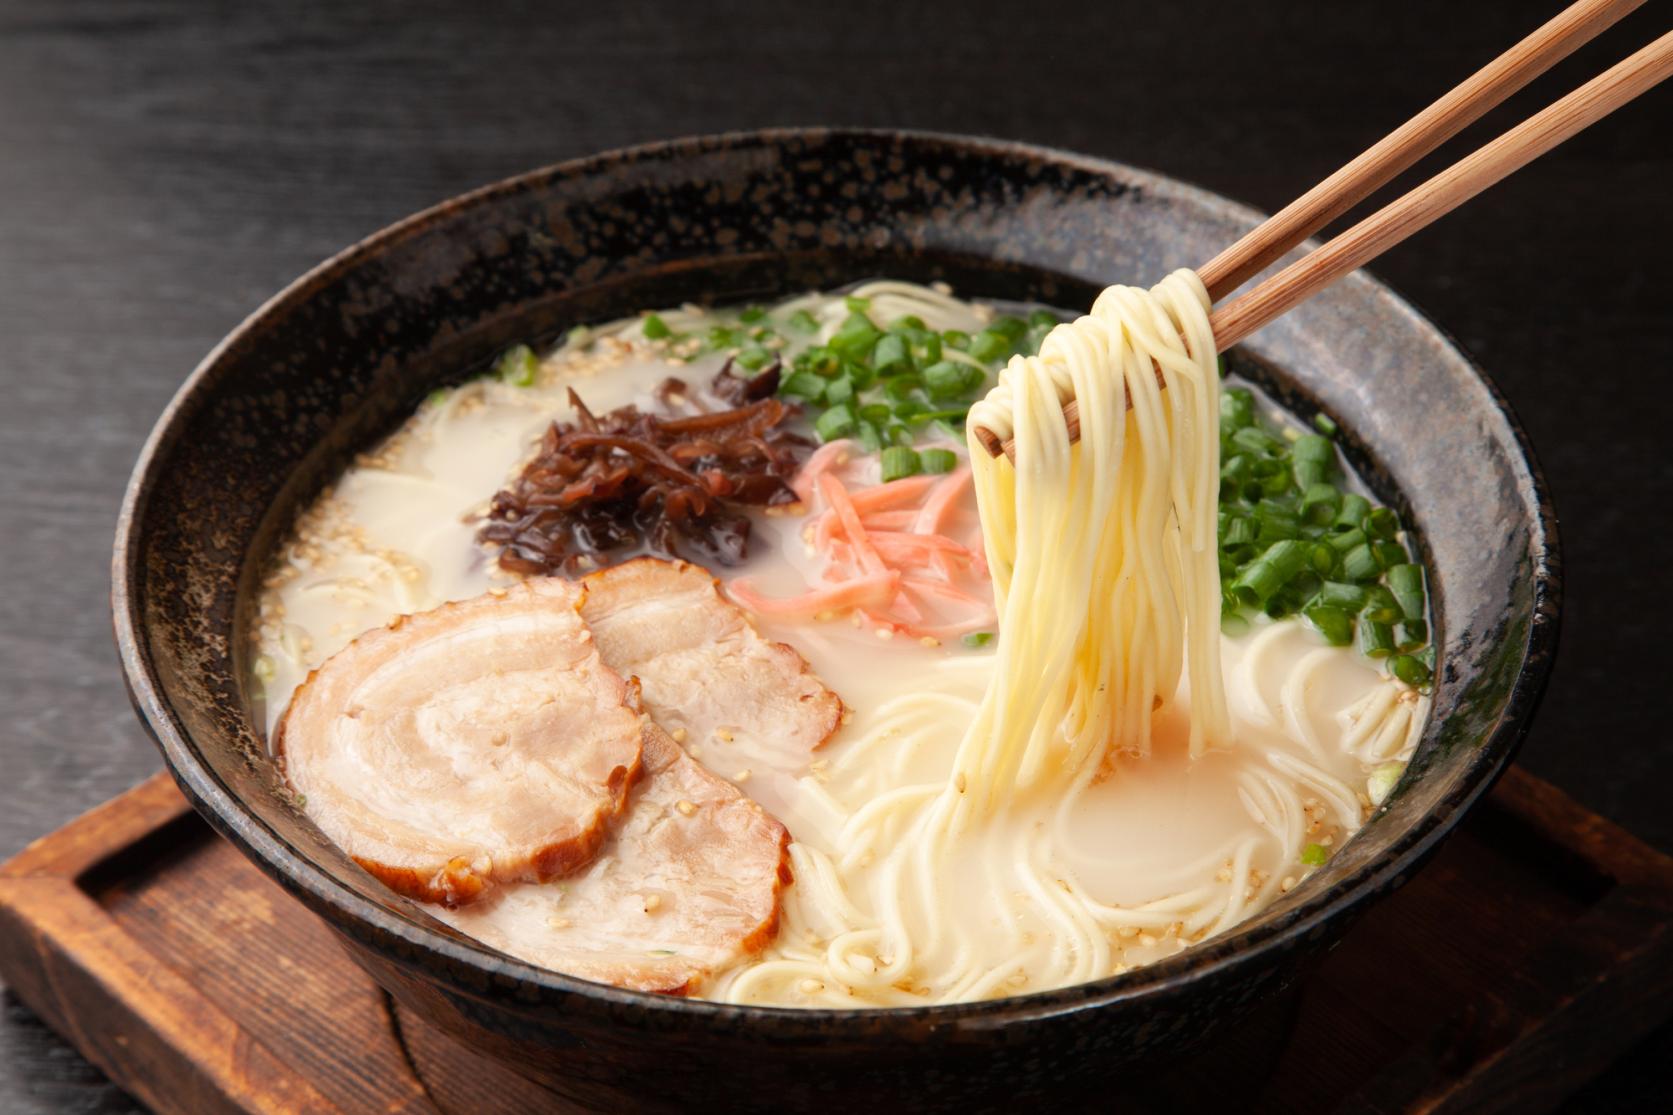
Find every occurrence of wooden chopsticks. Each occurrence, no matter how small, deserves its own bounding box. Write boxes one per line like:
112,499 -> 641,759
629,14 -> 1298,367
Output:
974,0 -> 1670,460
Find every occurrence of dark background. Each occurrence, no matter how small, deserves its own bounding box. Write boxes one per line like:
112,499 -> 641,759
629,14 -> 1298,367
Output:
1,0 -> 1668,1110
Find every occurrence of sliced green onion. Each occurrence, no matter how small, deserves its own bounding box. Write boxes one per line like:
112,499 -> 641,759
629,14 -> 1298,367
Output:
1315,581 -> 1367,612
844,295 -> 871,312
909,407 -> 968,424
1292,434 -> 1336,488
1327,527 -> 1367,555
1300,483 -> 1342,525
1231,539 -> 1312,605
823,375 -> 855,405
814,404 -> 857,442
1366,507 -> 1400,540
872,333 -> 913,377
1221,389 -> 1256,430
787,308 -> 820,334
1372,539 -> 1408,570
1255,499 -> 1300,544
829,313 -> 881,359
920,448 -> 958,474
1388,564 -> 1426,621
888,313 -> 926,332
1357,615 -> 1395,658
641,313 -> 672,340
853,419 -> 882,453
780,370 -> 827,401
1390,653 -> 1431,687
1221,611 -> 1252,638
989,315 -> 1027,341
1232,426 -> 1285,456
738,305 -> 767,323
1027,309 -> 1058,329
1397,619 -> 1429,652
1221,516 -> 1257,547
1333,493 -> 1370,531
1313,413 -> 1339,437
1362,585 -> 1402,624
858,402 -> 892,426
967,329 -> 1011,363
923,360 -> 984,400
883,375 -> 922,402
495,344 -> 539,386
735,345 -> 772,371
794,346 -> 840,377
941,329 -> 971,350
1341,543 -> 1381,583
962,631 -> 995,648
880,445 -> 922,482
1303,604 -> 1354,646
1300,843 -> 1329,866
1367,762 -> 1403,805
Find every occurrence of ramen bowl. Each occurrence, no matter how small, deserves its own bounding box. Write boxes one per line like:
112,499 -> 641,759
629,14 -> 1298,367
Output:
113,129 -> 1559,1112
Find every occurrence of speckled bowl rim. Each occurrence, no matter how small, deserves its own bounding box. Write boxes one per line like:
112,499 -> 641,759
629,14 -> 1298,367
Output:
113,127 -> 1561,1035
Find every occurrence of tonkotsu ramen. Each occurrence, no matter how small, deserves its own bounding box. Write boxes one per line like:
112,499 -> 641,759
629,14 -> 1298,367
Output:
255,276 -> 1431,1006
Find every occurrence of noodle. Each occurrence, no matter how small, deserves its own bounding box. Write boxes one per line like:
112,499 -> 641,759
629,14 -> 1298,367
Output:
715,271 -> 1362,1006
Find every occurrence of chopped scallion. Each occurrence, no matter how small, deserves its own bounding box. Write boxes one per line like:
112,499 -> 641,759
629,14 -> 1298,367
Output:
781,370 -> 827,401
923,360 -> 984,400
920,447 -> 958,474
1357,614 -> 1395,658
880,445 -> 922,482
814,404 -> 857,442
1388,564 -> 1426,621
494,344 -> 539,387
1303,604 -> 1354,646
967,329 -> 1011,363
1390,653 -> 1431,687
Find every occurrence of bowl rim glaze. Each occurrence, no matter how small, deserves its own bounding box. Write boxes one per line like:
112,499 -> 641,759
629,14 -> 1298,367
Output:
112,127 -> 1561,1032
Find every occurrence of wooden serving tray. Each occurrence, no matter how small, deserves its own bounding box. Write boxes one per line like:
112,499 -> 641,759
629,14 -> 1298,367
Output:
0,766 -> 1669,1114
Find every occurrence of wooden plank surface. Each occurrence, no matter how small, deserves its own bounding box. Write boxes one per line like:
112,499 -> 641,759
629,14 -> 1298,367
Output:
0,766 -> 1668,1114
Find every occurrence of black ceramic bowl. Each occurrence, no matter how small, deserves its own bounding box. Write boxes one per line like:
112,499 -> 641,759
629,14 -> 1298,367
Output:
113,129 -> 1558,1112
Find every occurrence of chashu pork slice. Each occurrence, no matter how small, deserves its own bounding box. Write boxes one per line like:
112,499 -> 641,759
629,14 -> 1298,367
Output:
437,723 -> 792,994
276,579 -> 644,907
581,558 -> 843,766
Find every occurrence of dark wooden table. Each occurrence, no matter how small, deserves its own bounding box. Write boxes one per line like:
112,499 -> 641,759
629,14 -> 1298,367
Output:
1,0 -> 1667,1110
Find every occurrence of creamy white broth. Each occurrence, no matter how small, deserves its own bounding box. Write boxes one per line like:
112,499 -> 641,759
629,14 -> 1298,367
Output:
254,284 -> 1425,1006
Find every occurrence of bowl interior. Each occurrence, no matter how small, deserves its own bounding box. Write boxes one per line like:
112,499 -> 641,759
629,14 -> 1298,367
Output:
115,129 -> 1557,1022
